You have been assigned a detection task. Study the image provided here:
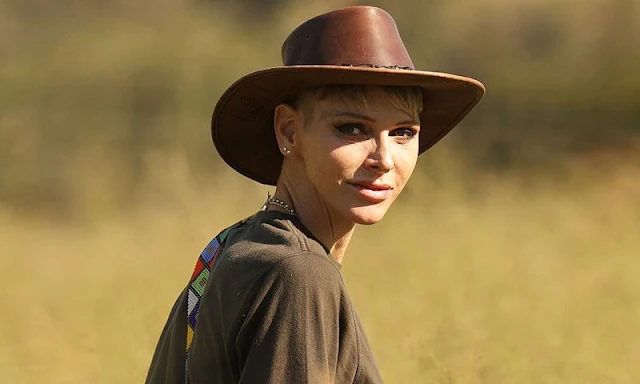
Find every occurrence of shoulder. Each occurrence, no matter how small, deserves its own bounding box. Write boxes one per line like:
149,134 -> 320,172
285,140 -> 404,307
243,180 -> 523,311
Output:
204,212 -> 340,302
239,251 -> 346,327
261,251 -> 343,291
217,211 -> 331,274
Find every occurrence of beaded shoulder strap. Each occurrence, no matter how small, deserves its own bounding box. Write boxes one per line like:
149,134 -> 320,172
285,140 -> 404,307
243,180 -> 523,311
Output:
185,218 -> 248,382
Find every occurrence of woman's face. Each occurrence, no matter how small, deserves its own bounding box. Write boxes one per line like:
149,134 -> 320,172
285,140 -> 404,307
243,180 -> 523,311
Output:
294,90 -> 420,225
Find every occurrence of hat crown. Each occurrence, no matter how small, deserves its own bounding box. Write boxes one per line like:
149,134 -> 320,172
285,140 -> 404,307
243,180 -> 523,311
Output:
281,6 -> 415,70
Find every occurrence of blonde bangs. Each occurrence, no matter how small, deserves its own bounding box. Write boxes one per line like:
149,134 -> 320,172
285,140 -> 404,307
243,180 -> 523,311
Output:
296,85 -> 423,122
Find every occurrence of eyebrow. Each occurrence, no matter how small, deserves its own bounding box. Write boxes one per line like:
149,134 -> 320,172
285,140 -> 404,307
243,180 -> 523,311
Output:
322,111 -> 419,126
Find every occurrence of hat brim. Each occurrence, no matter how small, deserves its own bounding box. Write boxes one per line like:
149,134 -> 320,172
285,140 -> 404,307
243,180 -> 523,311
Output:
211,65 -> 485,185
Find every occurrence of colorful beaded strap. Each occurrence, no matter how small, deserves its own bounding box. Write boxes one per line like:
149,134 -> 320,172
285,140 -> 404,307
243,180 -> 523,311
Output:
185,218 -> 247,381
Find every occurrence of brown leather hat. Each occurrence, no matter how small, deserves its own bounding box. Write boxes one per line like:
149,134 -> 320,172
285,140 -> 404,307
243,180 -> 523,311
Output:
211,6 -> 485,185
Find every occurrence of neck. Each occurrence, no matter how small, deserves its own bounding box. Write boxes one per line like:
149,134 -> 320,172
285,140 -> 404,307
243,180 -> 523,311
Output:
271,178 -> 356,265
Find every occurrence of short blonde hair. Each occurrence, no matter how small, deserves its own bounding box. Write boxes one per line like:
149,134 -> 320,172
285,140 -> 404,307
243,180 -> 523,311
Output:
293,85 -> 423,122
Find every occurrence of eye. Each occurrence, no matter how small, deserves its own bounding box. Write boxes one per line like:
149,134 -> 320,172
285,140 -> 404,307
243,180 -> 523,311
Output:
335,123 -> 366,136
390,127 -> 418,139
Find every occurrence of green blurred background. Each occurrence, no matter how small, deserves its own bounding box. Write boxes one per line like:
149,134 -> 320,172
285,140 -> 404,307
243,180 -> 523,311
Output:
1,0 -> 639,383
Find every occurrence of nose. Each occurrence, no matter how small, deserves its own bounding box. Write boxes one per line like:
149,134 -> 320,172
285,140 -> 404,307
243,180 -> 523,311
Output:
365,135 -> 394,173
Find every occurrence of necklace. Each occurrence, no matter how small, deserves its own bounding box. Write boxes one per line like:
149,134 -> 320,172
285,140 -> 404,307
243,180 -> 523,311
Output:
262,193 -> 296,215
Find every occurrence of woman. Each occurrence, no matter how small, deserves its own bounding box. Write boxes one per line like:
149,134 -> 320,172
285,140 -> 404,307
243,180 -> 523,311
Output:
146,6 -> 484,384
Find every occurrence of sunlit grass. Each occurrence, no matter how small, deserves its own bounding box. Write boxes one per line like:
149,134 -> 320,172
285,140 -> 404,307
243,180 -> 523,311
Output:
1,159 -> 639,383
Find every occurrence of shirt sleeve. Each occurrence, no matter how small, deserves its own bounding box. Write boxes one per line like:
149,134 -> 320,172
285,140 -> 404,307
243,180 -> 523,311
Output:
235,252 -> 345,384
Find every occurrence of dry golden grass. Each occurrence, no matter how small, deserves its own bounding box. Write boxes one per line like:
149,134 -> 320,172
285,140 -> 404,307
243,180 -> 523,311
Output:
1,158 -> 639,383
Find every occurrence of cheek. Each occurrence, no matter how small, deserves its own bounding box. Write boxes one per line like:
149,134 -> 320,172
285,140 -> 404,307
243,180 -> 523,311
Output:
308,148 -> 357,190
303,144 -> 355,188
328,145 -> 367,176
394,146 -> 419,185
327,142 -> 382,191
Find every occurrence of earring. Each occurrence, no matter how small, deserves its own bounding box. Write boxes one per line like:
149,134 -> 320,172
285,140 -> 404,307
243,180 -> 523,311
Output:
282,146 -> 291,155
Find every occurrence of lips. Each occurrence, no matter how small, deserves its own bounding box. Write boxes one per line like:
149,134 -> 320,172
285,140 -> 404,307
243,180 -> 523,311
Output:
348,181 -> 394,202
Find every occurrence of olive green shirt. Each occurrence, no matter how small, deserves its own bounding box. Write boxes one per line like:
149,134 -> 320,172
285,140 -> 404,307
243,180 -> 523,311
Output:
146,210 -> 383,383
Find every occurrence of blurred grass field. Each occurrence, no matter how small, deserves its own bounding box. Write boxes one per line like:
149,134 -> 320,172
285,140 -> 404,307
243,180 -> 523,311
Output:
1,153 -> 639,384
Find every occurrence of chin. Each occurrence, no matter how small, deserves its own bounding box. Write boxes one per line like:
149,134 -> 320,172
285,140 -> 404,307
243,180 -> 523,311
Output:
347,205 -> 390,225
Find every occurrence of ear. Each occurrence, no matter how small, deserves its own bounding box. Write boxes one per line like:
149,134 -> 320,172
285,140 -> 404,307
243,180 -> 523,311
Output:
273,103 -> 302,156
